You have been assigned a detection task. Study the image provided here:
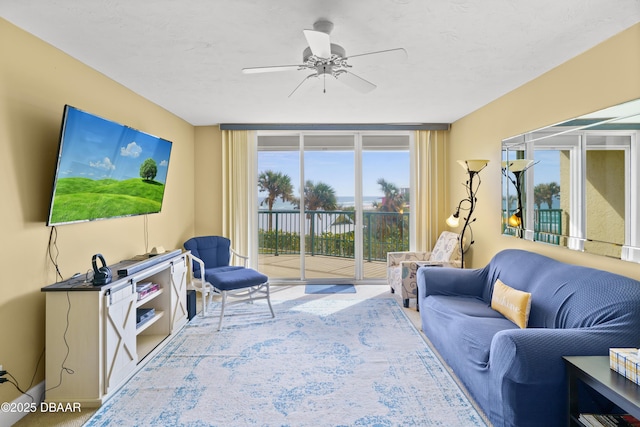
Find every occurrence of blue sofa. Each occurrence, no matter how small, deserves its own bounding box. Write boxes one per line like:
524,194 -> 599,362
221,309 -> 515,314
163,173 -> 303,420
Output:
417,249 -> 640,427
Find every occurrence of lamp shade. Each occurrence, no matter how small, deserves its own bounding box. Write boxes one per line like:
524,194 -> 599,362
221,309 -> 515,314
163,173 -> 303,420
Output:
446,214 -> 460,228
458,159 -> 490,173
503,159 -> 534,172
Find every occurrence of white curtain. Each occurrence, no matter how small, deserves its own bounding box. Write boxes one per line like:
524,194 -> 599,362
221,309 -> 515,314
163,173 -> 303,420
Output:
221,130 -> 257,265
414,130 -> 448,252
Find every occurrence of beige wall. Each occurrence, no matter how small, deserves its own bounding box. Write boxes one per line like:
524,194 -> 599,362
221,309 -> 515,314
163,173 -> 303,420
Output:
585,150 -> 625,257
194,126 -> 224,235
449,22 -> 640,280
0,19 -> 195,404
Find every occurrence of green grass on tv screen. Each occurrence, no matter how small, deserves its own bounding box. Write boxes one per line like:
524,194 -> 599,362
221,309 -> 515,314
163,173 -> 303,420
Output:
49,177 -> 166,224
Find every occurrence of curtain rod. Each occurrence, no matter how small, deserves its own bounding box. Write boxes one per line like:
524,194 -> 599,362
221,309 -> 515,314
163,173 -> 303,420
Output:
219,123 -> 450,131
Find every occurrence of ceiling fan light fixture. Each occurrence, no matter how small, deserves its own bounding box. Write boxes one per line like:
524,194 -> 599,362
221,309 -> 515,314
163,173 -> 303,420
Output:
302,44 -> 346,63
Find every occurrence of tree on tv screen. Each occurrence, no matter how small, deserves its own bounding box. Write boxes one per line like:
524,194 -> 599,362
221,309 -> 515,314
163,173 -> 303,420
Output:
140,158 -> 158,181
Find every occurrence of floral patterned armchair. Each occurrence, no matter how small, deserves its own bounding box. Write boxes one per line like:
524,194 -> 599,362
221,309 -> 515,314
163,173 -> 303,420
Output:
387,231 -> 462,308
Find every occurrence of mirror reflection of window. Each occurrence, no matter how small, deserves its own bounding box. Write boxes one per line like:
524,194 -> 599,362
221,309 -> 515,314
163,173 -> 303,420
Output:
500,98 -> 640,263
502,148 -> 524,236
532,149 -> 562,245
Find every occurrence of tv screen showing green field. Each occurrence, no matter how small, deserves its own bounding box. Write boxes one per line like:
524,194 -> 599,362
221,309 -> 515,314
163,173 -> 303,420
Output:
47,105 -> 173,226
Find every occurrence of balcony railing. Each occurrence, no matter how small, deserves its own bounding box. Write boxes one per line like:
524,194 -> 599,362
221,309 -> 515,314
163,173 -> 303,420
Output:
502,208 -> 563,244
258,210 -> 410,262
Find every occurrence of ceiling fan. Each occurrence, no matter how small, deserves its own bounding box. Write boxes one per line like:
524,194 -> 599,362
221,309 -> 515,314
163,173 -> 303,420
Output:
241,20 -> 408,97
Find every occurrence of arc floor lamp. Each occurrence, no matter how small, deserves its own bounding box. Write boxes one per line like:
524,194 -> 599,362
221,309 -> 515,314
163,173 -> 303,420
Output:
446,159 -> 490,268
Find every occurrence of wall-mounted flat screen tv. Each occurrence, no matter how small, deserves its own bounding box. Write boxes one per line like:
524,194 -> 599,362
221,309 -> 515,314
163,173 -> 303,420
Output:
47,105 -> 173,226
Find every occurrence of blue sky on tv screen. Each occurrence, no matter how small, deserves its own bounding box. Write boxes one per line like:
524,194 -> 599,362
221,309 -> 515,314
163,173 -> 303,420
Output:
57,107 -> 172,183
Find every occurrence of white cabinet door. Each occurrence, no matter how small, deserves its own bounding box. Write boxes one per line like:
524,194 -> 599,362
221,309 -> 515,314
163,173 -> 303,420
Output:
170,256 -> 188,331
104,283 -> 137,394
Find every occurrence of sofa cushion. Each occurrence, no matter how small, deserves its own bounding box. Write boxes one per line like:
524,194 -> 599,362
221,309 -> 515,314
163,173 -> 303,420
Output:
207,268 -> 268,291
491,279 -> 532,328
424,295 -> 516,367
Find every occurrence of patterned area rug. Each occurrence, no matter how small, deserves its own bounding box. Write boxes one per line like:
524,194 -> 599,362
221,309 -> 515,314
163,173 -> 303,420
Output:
85,299 -> 487,426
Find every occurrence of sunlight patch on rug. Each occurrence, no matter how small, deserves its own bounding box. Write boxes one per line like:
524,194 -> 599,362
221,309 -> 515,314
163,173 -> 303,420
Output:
86,299 -> 487,427
305,284 -> 356,294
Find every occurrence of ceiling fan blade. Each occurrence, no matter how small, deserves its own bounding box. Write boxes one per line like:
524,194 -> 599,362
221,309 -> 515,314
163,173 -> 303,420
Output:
345,47 -> 408,62
288,74 -> 316,98
335,71 -> 376,93
242,65 -> 302,74
303,29 -> 332,58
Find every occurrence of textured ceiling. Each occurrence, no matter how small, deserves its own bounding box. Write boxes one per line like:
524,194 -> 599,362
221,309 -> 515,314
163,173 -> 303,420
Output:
1,0 -> 639,126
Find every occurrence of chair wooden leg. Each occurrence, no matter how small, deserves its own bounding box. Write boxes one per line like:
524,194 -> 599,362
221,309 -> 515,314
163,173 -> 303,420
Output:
217,291 -> 227,331
266,282 -> 275,318
207,286 -> 214,314
199,286 -> 208,317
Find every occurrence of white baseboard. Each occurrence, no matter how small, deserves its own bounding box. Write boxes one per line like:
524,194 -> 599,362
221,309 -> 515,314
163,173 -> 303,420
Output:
0,381 -> 44,427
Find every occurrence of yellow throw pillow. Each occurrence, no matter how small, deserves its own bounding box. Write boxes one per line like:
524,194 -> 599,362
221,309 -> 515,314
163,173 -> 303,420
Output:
491,279 -> 532,329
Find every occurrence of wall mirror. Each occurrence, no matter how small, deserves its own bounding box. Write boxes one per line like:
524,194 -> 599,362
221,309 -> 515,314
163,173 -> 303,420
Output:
502,97 -> 640,263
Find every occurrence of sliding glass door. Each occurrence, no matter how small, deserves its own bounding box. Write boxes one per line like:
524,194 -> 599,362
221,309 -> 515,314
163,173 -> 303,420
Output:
361,135 -> 410,280
257,135 -> 301,280
257,131 -> 411,282
303,135 -> 355,279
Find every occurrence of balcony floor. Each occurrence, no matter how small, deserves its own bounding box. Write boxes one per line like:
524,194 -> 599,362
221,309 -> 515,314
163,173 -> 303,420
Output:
258,253 -> 387,281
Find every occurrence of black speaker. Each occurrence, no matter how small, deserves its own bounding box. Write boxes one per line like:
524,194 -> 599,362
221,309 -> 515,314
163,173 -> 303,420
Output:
92,253 -> 112,286
187,290 -> 196,321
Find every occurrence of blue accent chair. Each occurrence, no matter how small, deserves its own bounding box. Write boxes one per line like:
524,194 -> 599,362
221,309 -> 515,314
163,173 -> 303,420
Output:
184,236 -> 274,330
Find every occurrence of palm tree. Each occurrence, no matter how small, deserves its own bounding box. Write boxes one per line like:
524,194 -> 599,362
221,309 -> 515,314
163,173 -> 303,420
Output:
544,182 -> 561,208
257,170 -> 295,231
374,178 -> 407,242
534,184 -> 546,210
303,180 -> 338,212
302,180 -> 338,254
376,178 -> 406,212
534,182 -> 561,209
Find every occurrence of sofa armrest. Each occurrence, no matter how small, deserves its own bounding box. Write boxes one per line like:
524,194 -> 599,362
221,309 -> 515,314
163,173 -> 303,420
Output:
488,327 -> 623,424
387,251 -> 430,268
417,266 -> 487,298
491,327 -> 617,381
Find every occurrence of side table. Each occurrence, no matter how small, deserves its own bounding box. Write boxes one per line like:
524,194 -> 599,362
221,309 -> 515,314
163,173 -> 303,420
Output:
564,355 -> 640,426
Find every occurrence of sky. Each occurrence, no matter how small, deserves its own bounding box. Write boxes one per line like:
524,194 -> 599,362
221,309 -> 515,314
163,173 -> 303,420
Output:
502,149 -> 562,209
56,106 -> 172,183
258,150 -> 410,199
532,150 -> 561,185
502,148 -> 561,186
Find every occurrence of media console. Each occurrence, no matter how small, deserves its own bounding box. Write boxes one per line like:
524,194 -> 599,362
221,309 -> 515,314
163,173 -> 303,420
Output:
113,248 -> 182,277
41,250 -> 189,407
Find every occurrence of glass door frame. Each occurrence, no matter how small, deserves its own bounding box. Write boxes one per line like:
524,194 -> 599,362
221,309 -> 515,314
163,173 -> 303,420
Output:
255,130 -> 414,283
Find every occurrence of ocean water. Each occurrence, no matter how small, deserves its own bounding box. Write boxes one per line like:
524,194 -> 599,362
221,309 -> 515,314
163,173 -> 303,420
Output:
261,196 -> 382,210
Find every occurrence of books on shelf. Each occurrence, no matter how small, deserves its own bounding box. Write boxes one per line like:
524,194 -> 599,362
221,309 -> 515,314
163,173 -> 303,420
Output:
580,413 -> 640,427
136,282 -> 160,300
136,308 -> 155,328
136,281 -> 154,291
